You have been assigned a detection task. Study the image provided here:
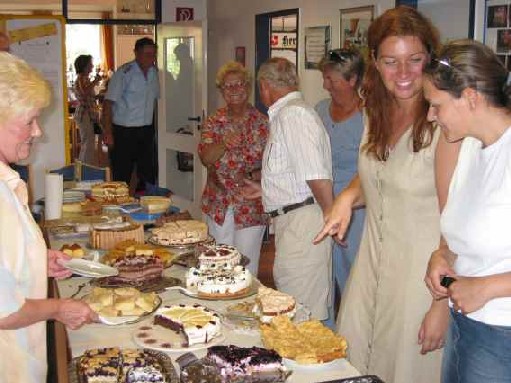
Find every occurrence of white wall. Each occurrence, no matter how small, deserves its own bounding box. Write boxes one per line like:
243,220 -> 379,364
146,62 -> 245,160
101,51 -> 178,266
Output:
418,0 -> 472,42
207,0 -> 395,112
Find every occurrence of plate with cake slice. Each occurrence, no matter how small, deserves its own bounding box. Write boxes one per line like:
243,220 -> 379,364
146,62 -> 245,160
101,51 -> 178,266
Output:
81,287 -> 162,326
133,304 -> 225,353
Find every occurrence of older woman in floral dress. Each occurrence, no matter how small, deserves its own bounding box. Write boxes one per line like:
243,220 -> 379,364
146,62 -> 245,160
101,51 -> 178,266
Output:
198,62 -> 268,276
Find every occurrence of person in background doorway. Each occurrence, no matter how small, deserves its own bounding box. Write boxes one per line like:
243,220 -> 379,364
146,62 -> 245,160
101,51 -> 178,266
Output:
102,37 -> 159,192
243,57 -> 334,321
198,62 -> 268,276
315,7 -> 460,383
0,52 -> 97,383
315,47 -> 366,327
0,32 -> 9,52
73,54 -> 101,164
424,39 -> 511,383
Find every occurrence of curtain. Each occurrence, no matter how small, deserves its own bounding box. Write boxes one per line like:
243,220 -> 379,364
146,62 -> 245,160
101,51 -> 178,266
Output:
100,14 -> 114,72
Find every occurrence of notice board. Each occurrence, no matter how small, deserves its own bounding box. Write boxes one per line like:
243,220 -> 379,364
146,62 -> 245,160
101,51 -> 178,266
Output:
0,15 -> 68,200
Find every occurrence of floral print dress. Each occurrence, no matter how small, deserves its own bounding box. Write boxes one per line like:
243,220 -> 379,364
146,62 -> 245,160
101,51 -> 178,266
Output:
198,104 -> 268,229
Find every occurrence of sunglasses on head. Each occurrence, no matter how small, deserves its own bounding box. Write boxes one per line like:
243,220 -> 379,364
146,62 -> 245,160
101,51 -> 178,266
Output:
328,49 -> 353,63
432,57 -> 453,70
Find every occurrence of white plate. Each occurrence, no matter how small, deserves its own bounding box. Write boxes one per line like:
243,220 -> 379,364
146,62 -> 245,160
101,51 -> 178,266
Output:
132,323 -> 225,352
59,258 -> 118,278
282,357 -> 343,370
166,283 -> 258,301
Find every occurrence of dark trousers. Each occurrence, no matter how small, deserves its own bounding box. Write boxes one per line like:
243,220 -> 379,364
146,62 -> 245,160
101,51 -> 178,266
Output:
110,124 -> 156,188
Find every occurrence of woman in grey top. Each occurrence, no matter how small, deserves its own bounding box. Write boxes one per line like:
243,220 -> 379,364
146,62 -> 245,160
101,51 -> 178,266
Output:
315,48 -> 366,327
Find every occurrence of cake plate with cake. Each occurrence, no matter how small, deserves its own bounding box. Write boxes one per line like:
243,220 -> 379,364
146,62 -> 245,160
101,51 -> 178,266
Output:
132,304 -> 225,353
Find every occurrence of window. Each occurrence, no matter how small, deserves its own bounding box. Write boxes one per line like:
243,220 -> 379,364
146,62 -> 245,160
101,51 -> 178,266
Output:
65,24 -> 102,88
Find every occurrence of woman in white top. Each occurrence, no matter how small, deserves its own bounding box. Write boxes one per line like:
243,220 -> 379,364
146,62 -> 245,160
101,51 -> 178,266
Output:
424,40 -> 511,383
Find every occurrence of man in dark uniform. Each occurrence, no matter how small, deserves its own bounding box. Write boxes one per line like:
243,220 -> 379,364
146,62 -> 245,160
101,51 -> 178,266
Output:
102,37 -> 159,191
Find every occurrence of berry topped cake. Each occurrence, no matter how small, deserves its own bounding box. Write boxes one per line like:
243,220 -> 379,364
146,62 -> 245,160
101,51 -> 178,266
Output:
78,348 -> 165,383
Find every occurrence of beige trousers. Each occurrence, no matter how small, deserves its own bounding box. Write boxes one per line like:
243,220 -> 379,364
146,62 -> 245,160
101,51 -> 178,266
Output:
273,203 -> 332,320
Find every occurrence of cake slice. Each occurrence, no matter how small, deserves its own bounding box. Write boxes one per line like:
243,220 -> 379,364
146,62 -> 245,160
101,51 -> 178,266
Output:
153,304 -> 221,346
256,286 -> 296,323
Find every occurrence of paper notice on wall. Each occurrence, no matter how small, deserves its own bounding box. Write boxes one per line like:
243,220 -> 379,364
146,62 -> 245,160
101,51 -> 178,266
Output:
9,22 -> 57,43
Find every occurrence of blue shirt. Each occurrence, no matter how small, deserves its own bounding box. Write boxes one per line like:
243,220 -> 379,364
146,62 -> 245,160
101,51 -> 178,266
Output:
105,60 -> 160,127
315,99 -> 364,194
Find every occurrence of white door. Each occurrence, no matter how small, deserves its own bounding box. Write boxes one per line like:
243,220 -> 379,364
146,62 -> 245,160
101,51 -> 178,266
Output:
157,21 -> 207,219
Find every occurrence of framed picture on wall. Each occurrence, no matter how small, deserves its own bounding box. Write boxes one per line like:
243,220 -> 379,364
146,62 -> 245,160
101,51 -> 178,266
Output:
477,1 -> 511,68
340,5 -> 374,52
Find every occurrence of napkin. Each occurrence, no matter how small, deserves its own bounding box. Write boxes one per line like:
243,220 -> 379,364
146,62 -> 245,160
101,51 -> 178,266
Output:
45,173 -> 63,220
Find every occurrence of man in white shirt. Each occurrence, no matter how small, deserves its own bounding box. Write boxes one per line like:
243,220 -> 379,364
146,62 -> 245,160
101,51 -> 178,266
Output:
246,57 -> 333,320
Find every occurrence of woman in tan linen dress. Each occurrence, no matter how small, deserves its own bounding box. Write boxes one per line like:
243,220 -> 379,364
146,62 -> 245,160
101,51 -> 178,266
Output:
315,7 -> 460,383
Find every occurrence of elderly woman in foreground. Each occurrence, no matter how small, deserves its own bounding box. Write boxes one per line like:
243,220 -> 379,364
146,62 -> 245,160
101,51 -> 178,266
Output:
0,52 -> 97,382
198,61 -> 268,276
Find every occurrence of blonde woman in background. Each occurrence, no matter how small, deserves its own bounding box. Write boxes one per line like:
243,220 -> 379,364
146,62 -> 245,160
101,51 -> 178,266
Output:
0,52 -> 97,382
198,62 -> 269,275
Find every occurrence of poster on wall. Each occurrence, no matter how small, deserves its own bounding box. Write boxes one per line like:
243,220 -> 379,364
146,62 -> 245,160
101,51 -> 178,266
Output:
305,26 -> 331,70
340,6 -> 374,56
483,0 -> 511,69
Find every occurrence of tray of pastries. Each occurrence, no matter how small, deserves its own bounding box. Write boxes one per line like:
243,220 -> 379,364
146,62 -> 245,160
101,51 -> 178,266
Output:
260,315 -> 348,365
81,287 -> 161,325
69,347 -> 179,382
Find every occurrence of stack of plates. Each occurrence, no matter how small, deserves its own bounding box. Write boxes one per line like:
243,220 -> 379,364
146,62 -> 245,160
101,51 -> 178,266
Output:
63,190 -> 86,203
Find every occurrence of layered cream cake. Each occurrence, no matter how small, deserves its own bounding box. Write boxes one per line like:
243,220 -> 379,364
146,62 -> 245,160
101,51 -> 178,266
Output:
151,220 -> 208,245
91,181 -> 131,204
256,286 -> 297,323
197,244 -> 241,269
104,255 -> 164,286
186,265 -> 252,298
153,304 -> 221,346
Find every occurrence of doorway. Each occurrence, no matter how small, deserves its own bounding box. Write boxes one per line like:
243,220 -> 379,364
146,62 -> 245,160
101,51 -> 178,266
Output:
157,21 -> 207,218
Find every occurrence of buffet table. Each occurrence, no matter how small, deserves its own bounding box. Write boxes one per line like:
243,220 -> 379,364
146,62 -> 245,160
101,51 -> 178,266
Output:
48,232 -> 361,383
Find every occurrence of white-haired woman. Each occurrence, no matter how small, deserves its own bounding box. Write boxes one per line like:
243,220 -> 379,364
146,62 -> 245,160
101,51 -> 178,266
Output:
198,61 -> 268,275
0,52 -> 97,382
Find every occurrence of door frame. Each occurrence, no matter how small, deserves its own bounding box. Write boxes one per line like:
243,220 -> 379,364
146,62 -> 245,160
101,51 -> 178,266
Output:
255,8 -> 299,114
156,20 -> 207,218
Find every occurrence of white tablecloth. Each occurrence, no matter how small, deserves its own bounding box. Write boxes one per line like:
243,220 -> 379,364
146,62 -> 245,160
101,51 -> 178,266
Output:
52,234 -> 361,383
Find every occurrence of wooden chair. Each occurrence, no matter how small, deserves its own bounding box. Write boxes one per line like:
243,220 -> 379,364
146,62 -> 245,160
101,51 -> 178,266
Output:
76,160 -> 111,182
